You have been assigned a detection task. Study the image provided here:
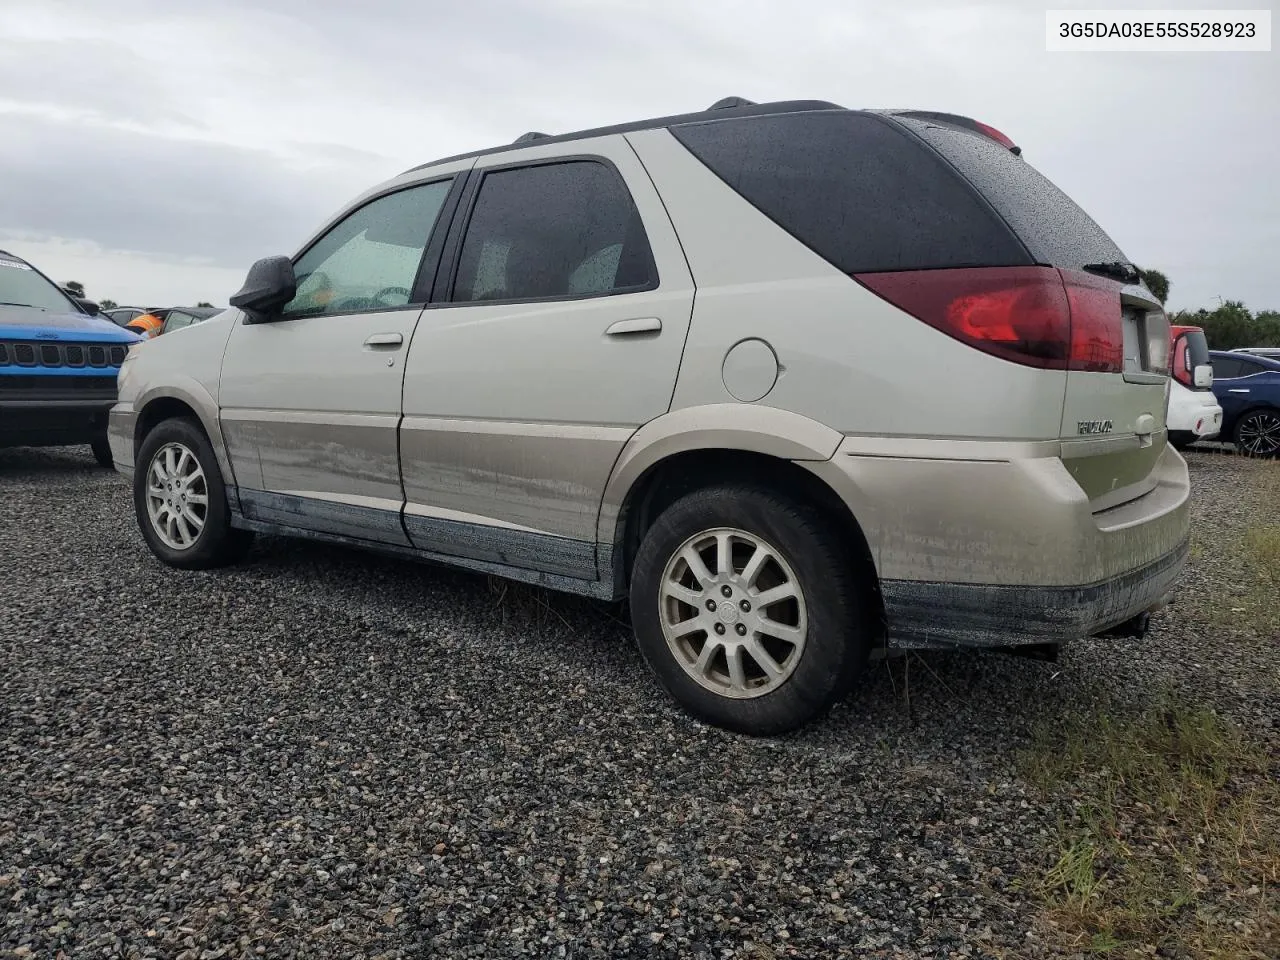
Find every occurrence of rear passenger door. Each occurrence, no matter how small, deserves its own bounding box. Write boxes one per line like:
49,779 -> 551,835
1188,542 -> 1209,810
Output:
400,138 -> 695,581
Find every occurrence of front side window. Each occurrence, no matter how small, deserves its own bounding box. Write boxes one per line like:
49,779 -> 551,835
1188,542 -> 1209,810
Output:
0,255 -> 78,313
452,160 -> 655,303
284,179 -> 453,318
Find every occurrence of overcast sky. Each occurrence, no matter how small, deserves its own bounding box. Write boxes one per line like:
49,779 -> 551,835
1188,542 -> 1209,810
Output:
0,0 -> 1275,311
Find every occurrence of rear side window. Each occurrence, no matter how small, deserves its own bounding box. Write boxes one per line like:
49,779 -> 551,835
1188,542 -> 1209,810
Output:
1236,359 -> 1267,377
452,160 -> 656,303
668,111 -> 1029,274
896,117 -> 1128,270
1212,357 -> 1244,379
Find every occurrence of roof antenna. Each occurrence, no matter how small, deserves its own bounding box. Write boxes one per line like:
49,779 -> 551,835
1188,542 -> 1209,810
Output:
707,97 -> 756,110
513,131 -> 549,144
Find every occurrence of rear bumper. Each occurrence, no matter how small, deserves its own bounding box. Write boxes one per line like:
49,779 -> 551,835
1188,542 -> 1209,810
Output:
805,437 -> 1192,649
880,539 -> 1186,647
0,398 -> 114,447
1167,389 -> 1223,439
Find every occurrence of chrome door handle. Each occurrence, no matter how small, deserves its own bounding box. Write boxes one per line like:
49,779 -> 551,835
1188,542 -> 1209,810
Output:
1228,388 -> 1251,393
364,332 -> 403,348
605,317 -> 662,337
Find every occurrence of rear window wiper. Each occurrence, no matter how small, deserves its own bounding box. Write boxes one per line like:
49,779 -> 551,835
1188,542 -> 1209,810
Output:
1082,261 -> 1141,284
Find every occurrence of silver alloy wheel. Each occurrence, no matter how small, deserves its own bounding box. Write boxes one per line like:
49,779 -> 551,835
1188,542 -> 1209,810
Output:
145,442 -> 209,550
658,527 -> 808,700
1237,411 -> 1280,456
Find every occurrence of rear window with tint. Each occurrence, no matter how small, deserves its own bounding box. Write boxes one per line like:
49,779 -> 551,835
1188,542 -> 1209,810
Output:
894,117 -> 1128,270
669,112 -> 1030,274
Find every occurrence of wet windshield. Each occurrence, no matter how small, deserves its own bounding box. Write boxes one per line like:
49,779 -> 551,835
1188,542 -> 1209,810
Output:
0,256 -> 76,312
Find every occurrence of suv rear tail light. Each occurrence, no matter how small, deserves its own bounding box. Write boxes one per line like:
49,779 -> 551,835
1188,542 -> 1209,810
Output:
855,266 -> 1126,372
1060,270 -> 1124,373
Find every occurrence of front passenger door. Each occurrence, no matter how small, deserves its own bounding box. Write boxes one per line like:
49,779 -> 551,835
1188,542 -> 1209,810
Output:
219,173 -> 464,544
1213,357 -> 1254,423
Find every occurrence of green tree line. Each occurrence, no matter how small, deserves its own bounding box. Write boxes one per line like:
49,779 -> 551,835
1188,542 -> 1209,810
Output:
1139,269 -> 1278,351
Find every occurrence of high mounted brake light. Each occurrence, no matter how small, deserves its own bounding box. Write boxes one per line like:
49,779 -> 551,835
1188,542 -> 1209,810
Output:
896,111 -> 1023,156
973,121 -> 1020,155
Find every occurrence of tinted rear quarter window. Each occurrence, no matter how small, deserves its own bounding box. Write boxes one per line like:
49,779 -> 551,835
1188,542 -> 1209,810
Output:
896,117 -> 1127,270
668,111 -> 1030,274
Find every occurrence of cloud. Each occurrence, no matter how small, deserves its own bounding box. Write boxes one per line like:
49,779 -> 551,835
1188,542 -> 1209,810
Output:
0,113 -> 389,270
0,0 -> 1274,311
0,39 -> 204,128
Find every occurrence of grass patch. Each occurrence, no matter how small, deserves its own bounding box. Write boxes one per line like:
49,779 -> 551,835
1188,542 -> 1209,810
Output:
1244,525 -> 1280,569
1189,459 -> 1280,639
1021,700 -> 1279,957
1235,523 -> 1280,638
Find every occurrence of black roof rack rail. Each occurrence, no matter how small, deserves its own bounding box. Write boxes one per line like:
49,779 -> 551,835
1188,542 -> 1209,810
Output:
513,131 -> 550,145
404,99 -> 844,173
707,96 -> 756,110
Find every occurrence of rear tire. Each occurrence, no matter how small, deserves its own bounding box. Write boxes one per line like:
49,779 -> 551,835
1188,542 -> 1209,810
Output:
1234,409 -> 1280,458
1167,430 -> 1195,452
630,485 -> 872,736
134,417 -> 253,569
90,432 -> 114,468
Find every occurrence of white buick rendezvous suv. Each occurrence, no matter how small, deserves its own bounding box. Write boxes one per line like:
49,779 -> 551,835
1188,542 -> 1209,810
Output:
111,98 -> 1190,735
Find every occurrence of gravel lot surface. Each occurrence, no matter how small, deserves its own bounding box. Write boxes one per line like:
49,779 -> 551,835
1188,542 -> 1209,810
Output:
2,445 -> 1276,959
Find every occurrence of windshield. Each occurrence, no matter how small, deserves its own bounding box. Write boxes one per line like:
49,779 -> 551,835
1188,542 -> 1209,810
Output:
0,256 -> 77,312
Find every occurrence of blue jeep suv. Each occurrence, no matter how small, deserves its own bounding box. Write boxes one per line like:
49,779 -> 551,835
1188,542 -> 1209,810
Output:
0,249 -> 140,465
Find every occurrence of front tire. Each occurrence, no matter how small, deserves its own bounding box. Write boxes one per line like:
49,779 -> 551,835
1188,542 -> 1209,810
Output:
90,432 -> 114,468
133,417 -> 252,569
1234,409 -> 1280,458
630,485 -> 873,735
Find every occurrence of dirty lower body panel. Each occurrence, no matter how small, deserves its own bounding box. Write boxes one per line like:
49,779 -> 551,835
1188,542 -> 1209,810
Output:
880,538 -> 1188,650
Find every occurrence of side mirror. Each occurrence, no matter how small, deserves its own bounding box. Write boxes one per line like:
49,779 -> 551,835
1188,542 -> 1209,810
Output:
229,256 -> 296,322
76,298 -> 101,316
1193,364 -> 1213,388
